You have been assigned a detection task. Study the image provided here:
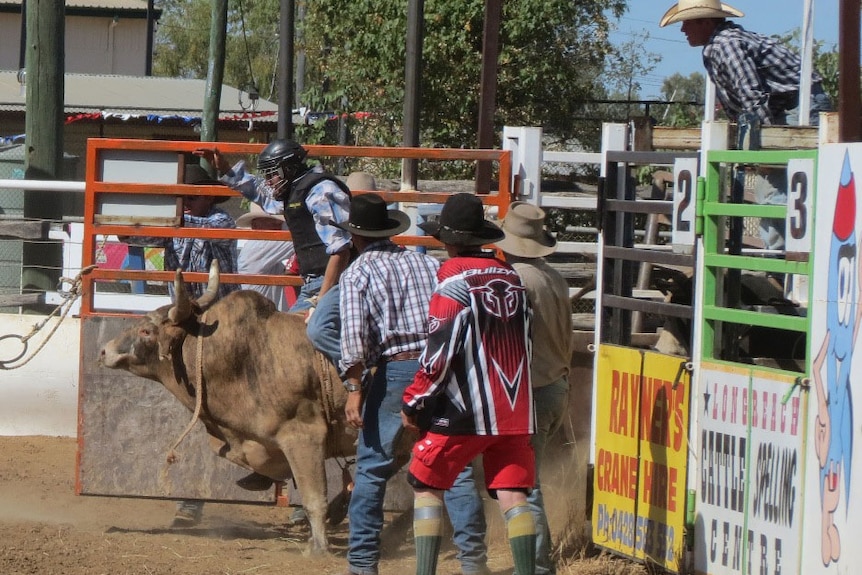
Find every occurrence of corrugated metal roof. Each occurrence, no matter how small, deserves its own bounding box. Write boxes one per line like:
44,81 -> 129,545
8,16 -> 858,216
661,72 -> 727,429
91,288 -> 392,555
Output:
0,72 -> 280,122
0,0 -> 149,9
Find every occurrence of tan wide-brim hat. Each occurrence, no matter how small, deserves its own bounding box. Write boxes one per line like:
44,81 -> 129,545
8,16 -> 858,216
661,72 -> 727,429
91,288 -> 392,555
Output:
346,171 -> 378,191
495,201 -> 557,258
659,0 -> 744,27
236,202 -> 285,229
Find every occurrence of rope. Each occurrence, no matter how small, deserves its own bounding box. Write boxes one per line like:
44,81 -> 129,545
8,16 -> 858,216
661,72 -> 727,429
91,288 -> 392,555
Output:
164,311 -> 207,466
316,350 -> 337,426
315,350 -> 344,458
0,265 -> 97,370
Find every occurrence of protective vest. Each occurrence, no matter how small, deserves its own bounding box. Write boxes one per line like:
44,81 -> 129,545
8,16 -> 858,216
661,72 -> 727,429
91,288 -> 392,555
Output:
284,171 -> 351,278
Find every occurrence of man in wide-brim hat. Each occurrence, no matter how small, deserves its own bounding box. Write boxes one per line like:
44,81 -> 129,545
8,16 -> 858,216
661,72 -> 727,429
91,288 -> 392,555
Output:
659,0 -> 831,254
335,192 -> 491,575
403,192 -> 538,575
657,0 -> 830,128
495,201 -> 573,575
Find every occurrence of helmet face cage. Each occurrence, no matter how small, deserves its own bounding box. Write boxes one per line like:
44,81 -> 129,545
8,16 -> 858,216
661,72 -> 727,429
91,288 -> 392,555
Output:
257,140 -> 307,199
260,162 -> 292,197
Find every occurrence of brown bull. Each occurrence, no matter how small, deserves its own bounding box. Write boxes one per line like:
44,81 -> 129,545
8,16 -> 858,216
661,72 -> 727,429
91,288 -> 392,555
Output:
99,263 -> 362,554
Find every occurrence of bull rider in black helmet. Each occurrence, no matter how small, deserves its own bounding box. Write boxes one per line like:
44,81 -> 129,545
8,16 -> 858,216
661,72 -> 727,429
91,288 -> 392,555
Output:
195,140 -> 352,315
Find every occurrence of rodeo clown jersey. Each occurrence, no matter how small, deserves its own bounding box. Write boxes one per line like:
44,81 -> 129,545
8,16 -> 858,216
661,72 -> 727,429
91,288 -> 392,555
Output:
403,253 -> 535,436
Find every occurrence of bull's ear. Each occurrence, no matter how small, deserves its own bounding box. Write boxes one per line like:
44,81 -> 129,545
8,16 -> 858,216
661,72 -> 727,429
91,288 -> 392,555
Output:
169,269 -> 192,324
158,325 -> 187,360
195,259 -> 221,311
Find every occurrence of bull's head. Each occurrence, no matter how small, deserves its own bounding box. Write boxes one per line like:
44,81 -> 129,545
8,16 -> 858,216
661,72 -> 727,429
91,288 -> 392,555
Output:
99,260 -> 221,380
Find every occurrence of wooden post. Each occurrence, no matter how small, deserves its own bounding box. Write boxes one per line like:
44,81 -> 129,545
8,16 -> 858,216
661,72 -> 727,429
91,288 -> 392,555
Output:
22,0 -> 64,309
839,0 -> 861,142
475,0 -> 502,194
278,0 -> 295,140
401,0 -> 424,191
200,0 -> 228,145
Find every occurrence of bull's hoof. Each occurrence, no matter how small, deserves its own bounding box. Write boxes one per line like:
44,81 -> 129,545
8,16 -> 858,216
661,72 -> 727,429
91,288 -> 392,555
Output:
236,472 -> 275,491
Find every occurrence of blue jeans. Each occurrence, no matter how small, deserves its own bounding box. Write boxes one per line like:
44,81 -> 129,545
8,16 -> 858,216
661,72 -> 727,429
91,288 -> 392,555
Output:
446,464 -> 488,574
753,171 -> 787,251
347,359 -> 487,574
529,378 -> 569,575
780,84 -> 832,127
289,275 -> 324,313
305,284 -> 342,370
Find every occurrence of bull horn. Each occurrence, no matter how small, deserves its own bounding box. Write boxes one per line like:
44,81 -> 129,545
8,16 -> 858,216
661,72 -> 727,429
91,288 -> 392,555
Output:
195,259 -> 221,310
168,269 -> 193,324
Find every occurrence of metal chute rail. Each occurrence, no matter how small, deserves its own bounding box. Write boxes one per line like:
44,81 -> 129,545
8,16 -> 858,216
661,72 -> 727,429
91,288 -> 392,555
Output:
80,138 -> 515,317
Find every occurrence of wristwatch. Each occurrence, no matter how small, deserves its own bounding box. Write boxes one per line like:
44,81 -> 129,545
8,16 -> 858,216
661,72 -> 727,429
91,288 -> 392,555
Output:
344,380 -> 362,393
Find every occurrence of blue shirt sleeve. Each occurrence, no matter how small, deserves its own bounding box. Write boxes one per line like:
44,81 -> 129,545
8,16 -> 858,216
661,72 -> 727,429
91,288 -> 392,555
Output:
306,178 -> 352,254
222,160 -> 284,215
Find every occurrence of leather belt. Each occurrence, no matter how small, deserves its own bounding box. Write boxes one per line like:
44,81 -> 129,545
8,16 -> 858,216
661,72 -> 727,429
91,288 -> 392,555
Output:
387,351 -> 422,362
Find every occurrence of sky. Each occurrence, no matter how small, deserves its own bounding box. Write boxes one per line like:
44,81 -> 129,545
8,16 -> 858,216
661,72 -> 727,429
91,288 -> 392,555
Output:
608,0 -> 841,98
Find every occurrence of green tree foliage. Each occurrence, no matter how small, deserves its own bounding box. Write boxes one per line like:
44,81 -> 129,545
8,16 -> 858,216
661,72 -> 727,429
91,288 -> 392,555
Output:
153,0 -> 627,157
303,0 -> 626,150
775,31 -> 840,105
154,0 -> 280,99
657,72 -> 705,127
590,33 -> 660,124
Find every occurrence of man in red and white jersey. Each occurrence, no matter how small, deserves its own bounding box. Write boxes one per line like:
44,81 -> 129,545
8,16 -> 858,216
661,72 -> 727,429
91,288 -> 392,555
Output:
401,193 -> 536,575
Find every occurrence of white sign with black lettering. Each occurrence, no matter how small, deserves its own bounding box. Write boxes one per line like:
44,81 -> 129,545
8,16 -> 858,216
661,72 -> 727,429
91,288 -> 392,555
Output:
696,365 -> 749,575
784,158 -> 814,256
672,157 -> 698,253
745,374 -> 803,575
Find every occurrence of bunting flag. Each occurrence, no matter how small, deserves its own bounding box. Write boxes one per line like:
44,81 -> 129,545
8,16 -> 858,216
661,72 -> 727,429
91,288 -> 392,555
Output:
61,109 -> 372,126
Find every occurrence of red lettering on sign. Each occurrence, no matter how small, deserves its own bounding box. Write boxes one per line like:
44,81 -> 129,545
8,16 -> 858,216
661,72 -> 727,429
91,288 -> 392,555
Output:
596,448 -> 639,500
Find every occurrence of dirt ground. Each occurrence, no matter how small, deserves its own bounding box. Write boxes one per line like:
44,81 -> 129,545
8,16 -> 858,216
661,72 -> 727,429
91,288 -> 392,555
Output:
0,436 -> 648,575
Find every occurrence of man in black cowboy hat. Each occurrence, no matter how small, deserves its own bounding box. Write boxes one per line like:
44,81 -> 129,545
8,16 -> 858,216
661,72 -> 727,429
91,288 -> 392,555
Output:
401,193 -> 537,575
335,193 -> 489,575
495,201 -> 573,575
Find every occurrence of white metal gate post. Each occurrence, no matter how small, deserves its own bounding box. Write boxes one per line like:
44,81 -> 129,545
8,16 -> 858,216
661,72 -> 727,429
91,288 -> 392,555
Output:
589,122 -> 627,468
502,126 -> 543,203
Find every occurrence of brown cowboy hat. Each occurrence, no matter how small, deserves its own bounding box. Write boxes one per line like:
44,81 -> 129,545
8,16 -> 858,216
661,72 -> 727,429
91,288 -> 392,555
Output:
418,193 -> 504,247
495,202 -> 557,258
335,192 -> 410,238
659,0 -> 743,27
183,164 -> 230,203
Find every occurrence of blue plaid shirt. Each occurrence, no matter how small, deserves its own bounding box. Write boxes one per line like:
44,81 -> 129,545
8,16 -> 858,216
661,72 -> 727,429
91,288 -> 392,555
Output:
127,208 -> 239,301
703,21 -> 823,124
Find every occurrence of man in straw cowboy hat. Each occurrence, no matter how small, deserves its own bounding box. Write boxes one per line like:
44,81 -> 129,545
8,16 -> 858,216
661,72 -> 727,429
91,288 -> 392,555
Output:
335,193 -> 489,575
236,203 -> 296,311
659,0 -> 831,128
495,202 -> 573,575
660,0 -> 832,253
402,193 -> 536,575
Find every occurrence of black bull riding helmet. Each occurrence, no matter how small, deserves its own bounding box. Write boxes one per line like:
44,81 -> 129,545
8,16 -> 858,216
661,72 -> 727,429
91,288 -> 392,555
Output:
257,139 -> 309,198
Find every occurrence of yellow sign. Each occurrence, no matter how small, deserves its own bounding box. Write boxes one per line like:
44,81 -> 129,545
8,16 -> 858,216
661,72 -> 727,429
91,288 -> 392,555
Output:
593,344 -> 691,572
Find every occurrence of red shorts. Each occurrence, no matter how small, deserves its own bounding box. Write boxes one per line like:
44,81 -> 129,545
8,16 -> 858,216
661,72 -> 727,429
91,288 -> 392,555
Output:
408,432 -> 535,492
